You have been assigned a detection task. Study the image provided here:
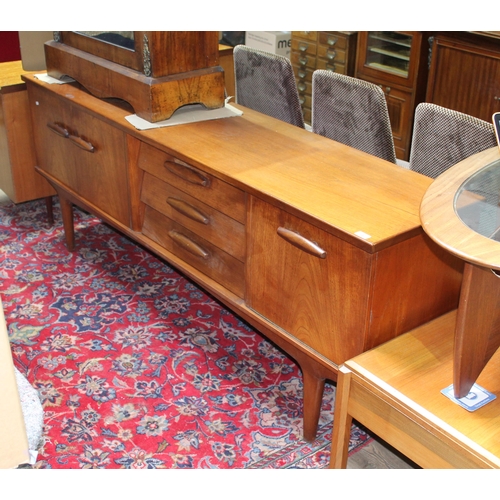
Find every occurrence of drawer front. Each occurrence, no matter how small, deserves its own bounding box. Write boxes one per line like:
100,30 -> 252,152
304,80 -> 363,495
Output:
138,142 -> 245,224
291,51 -> 317,70
246,196 -> 371,365
317,45 -> 347,65
291,31 -> 318,43
29,84 -> 130,225
315,59 -> 349,74
318,32 -> 348,50
142,206 -> 244,297
293,65 -> 313,84
291,38 -> 317,58
141,172 -> 245,262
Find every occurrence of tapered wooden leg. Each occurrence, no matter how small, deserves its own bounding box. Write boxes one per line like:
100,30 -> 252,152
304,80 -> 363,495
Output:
330,365 -> 353,468
59,196 -> 75,251
302,368 -> 326,442
454,262 -> 500,398
44,196 -> 54,224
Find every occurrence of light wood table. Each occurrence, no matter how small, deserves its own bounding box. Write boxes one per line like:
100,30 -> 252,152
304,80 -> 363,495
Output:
330,310 -> 500,468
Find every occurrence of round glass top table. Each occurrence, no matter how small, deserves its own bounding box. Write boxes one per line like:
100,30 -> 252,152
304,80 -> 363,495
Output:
420,146 -> 500,398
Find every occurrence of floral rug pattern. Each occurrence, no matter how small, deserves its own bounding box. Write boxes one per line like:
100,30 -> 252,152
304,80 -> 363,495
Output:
0,198 -> 371,469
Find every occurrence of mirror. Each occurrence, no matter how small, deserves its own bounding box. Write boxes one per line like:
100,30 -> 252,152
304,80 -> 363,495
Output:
75,31 -> 135,50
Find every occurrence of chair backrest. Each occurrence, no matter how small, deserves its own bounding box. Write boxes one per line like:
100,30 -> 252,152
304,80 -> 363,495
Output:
311,70 -> 397,163
409,103 -> 497,178
233,45 -> 305,128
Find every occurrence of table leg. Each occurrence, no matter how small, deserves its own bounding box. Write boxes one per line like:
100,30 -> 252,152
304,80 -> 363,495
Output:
454,262 -> 500,398
329,365 -> 353,468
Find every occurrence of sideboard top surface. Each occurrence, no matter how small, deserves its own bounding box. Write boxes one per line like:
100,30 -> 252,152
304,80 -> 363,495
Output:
23,74 -> 432,252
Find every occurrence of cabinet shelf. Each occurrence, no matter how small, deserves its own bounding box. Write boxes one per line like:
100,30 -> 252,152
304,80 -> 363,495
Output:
365,61 -> 408,77
368,47 -> 410,62
368,32 -> 412,49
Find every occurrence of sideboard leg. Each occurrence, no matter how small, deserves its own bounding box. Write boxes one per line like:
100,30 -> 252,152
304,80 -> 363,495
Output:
44,196 -> 54,224
302,368 -> 325,442
59,196 -> 75,251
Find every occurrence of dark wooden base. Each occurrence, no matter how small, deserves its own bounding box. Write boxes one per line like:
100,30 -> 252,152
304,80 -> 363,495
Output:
44,41 -> 226,123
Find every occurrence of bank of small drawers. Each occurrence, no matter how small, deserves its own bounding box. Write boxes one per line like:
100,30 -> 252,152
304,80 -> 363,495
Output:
138,142 -> 246,297
291,31 -> 358,124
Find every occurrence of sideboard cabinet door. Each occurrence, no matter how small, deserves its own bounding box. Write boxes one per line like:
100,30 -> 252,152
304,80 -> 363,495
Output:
27,82 -> 130,225
246,195 -> 464,367
246,195 -> 372,365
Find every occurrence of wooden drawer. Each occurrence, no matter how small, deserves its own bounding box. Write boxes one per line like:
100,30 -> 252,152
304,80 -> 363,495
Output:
298,93 -> 311,111
142,205 -> 244,297
318,32 -> 349,50
28,83 -> 130,225
317,45 -> 347,65
296,77 -> 312,96
141,172 -> 245,262
316,59 -> 348,74
293,65 -> 313,84
292,31 -> 318,42
291,38 -> 317,58
291,51 -> 317,70
138,142 -> 245,224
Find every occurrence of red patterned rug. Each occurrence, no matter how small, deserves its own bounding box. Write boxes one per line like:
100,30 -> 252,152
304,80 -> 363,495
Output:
0,197 -> 372,469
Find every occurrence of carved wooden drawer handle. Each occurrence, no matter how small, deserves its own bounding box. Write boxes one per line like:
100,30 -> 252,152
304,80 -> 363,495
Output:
167,197 -> 209,225
164,159 -> 210,187
68,134 -> 95,153
47,122 -> 69,138
168,230 -> 209,259
277,227 -> 327,259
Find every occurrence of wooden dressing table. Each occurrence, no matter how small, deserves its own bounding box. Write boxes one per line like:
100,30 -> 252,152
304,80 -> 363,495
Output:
22,73 -> 463,441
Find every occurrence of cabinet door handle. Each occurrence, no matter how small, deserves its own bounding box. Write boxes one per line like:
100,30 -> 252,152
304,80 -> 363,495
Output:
164,159 -> 210,187
167,197 -> 209,225
47,122 -> 69,138
168,230 -> 209,259
68,134 -> 95,153
277,227 -> 327,259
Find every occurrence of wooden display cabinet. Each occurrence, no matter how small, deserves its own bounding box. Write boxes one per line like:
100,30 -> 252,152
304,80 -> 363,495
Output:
355,31 -> 429,161
45,31 -> 226,123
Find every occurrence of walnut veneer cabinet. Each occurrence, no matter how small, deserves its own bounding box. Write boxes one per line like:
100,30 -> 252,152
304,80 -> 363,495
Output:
45,32 -> 225,123
23,73 -> 462,442
0,61 -> 55,203
355,31 -> 429,161
426,32 -> 500,122
291,31 -> 358,124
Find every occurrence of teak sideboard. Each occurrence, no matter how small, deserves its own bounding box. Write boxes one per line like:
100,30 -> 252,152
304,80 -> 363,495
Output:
22,74 -> 463,441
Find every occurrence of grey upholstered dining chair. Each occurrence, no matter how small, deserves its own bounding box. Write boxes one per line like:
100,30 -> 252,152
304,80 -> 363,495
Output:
311,70 -> 397,163
233,44 -> 305,128
406,102 -> 497,178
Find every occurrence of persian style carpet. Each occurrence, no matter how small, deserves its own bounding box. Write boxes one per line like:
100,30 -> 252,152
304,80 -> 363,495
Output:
0,197 -> 372,469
